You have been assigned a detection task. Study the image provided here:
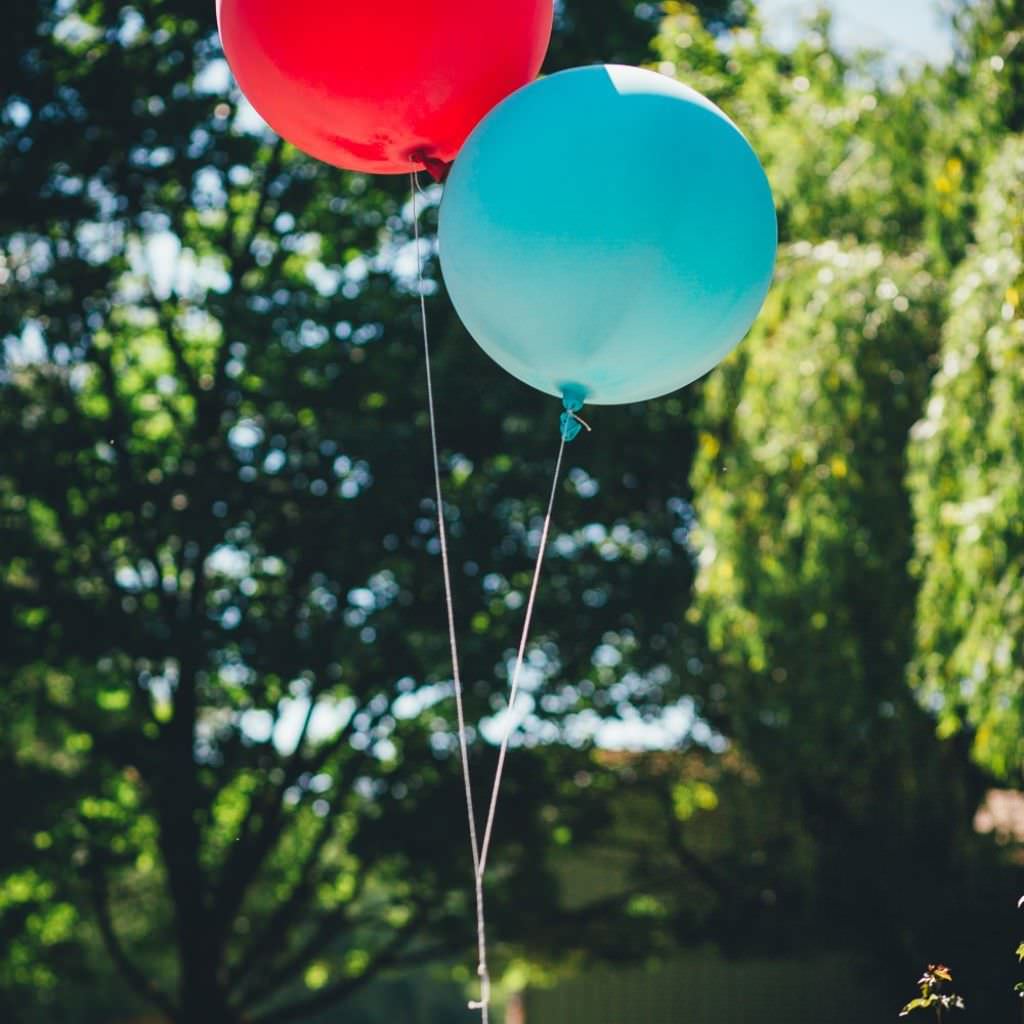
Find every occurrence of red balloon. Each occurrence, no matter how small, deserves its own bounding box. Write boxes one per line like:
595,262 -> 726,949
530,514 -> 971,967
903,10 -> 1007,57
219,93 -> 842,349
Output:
216,0 -> 554,176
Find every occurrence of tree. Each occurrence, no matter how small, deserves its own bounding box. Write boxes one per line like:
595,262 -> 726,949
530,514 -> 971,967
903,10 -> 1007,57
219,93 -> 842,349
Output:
685,243 -> 1018,1010
656,2 -> 1022,1010
4,0 -> 1023,1019
919,0 -> 1024,266
908,135 -> 1024,783
0,2 -> 707,1020
547,0 -> 749,69
653,3 -> 963,256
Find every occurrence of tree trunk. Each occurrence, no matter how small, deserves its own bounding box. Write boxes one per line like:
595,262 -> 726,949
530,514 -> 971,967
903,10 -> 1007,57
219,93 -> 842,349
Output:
156,658 -> 240,1024
178,969 -> 240,1024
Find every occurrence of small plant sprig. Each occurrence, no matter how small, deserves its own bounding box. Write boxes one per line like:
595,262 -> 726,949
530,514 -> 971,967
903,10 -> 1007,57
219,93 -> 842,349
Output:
899,964 -> 965,1022
1015,894 -> 1024,1007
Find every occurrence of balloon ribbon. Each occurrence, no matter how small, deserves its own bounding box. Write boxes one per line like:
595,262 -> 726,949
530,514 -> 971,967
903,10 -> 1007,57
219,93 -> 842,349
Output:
410,175 -> 584,1024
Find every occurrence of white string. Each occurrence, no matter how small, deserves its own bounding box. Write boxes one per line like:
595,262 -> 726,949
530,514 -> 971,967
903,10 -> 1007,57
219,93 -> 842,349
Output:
478,436 -> 566,876
409,173 -> 570,1021
409,175 -> 489,1019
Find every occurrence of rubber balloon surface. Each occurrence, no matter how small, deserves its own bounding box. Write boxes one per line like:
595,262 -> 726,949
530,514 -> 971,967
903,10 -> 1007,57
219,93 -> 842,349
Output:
216,0 -> 553,174
439,65 -> 777,406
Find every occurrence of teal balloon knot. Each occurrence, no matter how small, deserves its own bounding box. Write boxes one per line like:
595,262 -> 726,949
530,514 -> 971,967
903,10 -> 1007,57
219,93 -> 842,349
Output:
559,388 -> 589,443
560,407 -> 582,443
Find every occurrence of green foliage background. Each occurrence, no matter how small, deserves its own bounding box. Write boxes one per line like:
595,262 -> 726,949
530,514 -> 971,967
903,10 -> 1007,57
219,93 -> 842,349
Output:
909,136 -> 1024,781
1,1 -> 1023,1022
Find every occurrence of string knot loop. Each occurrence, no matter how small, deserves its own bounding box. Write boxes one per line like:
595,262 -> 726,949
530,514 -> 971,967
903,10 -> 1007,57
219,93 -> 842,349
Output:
560,390 -> 590,443
468,964 -> 492,1014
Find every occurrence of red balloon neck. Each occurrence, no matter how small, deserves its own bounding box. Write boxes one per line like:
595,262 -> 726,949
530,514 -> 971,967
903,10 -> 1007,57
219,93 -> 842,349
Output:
413,151 -> 452,183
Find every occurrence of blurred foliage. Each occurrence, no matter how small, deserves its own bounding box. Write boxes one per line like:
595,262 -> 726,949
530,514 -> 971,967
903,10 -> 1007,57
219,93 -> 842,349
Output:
685,241 -> 1013,997
693,242 -> 941,770
2,1 -> 1024,1023
655,0 -> 1019,269
548,0 -> 749,69
655,5 -> 930,249
919,0 -> 1024,264
662,0 -> 1024,1011
950,0 -> 1024,137
908,137 -> 1024,783
0,1 -> 704,1021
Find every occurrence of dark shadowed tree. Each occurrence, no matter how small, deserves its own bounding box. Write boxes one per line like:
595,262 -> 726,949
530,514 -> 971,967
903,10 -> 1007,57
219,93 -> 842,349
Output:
547,0 -> 749,69
0,2 -> 707,1021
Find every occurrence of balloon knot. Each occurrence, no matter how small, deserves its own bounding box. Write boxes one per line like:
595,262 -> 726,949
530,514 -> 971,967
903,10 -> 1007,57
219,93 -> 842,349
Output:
560,393 -> 590,443
413,151 -> 451,183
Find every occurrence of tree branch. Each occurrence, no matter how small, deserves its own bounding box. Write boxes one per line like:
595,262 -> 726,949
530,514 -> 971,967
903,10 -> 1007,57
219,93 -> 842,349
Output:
654,784 -> 729,897
89,343 -> 181,641
210,697 -> 372,946
211,138 -> 285,401
153,298 -> 201,405
234,867 -> 373,1008
231,138 -> 285,270
226,795 -> 339,994
248,905 -> 430,1024
89,861 -> 178,1020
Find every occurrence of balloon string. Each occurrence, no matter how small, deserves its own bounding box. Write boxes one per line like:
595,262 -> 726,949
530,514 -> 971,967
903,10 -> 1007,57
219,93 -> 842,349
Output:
409,175 -> 572,1021
411,169 -> 434,203
478,434 -> 567,877
409,174 -> 489,1020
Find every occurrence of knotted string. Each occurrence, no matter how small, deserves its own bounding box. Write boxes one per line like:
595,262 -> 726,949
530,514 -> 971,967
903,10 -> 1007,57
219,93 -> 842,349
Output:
560,394 -> 590,443
409,175 -> 585,1020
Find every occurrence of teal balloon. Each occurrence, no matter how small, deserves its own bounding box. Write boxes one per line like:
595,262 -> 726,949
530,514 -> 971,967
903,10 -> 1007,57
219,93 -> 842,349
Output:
438,64 -> 777,406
